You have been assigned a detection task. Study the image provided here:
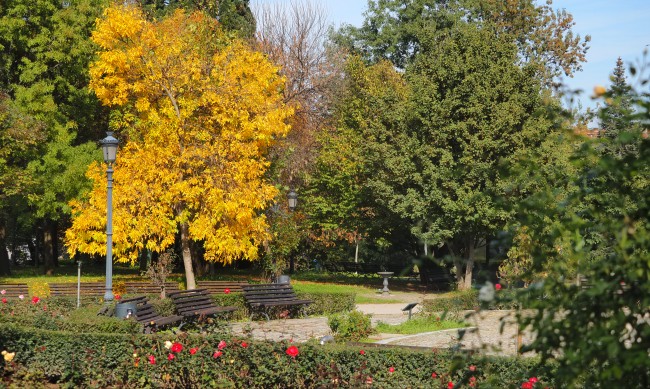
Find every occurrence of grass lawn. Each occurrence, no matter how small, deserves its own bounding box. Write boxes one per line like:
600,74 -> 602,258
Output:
374,316 -> 468,335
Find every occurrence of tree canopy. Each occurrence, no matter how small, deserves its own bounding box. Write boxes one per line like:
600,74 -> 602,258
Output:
65,5 -> 292,288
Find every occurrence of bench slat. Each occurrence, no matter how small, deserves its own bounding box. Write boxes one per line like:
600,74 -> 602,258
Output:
0,284 -> 29,298
168,289 -> 236,321
242,283 -> 312,319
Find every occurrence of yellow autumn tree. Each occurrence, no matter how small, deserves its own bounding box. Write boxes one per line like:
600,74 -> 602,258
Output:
66,5 -> 292,288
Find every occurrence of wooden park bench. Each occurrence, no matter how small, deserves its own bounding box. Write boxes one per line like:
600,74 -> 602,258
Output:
117,296 -> 184,334
49,282 -> 106,297
242,283 -> 313,320
419,265 -> 453,290
168,289 -> 237,324
0,283 -> 29,299
196,280 -> 248,294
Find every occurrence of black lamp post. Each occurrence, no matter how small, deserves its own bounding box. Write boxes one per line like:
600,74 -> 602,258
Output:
100,132 -> 118,302
287,188 -> 297,274
287,188 -> 297,212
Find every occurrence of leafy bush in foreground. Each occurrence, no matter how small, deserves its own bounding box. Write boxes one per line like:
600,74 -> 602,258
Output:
0,322 -> 560,388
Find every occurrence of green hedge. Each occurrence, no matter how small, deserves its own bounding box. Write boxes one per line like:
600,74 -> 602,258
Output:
422,289 -> 534,313
0,323 -> 559,388
210,291 -> 355,319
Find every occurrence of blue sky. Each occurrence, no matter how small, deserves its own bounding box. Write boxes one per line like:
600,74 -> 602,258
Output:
253,1 -> 650,113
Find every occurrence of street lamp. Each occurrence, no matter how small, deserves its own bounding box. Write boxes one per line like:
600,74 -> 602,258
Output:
287,188 -> 297,212
287,188 -> 298,274
100,132 -> 119,302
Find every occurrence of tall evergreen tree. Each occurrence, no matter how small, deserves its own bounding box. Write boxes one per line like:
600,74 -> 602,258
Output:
599,57 -> 639,157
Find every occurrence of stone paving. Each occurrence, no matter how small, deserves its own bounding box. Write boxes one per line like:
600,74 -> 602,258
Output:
228,303 -> 533,356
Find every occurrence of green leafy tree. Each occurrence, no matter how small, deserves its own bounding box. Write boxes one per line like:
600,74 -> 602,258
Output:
0,94 -> 46,275
139,0 -> 256,38
303,57 -> 415,267
514,77 -> 650,386
334,0 -> 589,82
370,22 -> 562,289
0,0 -> 109,273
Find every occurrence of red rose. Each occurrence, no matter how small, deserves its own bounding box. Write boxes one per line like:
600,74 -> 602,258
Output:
448,382 -> 454,389
521,382 -> 533,389
529,377 -> 538,383
217,340 -> 227,350
171,342 -> 183,353
213,351 -> 223,358
431,372 -> 437,378
388,367 -> 395,373
286,345 -> 299,358
495,283 -> 502,291
147,355 -> 155,364
114,294 -> 121,300
190,347 -> 198,355
224,288 -> 231,294
241,342 -> 248,348
1,298 -> 6,304
31,296 -> 40,304
359,350 -> 365,355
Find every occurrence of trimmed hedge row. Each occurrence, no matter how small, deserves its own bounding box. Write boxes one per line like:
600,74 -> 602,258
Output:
422,289 -> 537,313
0,323 -> 559,388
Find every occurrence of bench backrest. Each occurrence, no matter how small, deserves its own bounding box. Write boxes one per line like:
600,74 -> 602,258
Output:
0,284 -> 29,298
168,289 -> 217,316
123,282 -> 180,295
242,283 -> 299,304
196,280 -> 248,294
49,282 -> 106,296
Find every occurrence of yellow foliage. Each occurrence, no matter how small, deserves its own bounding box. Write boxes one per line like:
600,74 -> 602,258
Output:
67,5 -> 292,265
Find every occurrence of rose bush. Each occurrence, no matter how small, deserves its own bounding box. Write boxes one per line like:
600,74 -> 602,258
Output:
0,321 -> 562,388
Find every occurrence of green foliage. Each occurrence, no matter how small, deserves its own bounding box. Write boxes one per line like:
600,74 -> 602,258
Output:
375,316 -> 467,335
509,64 -> 650,386
328,310 -> 375,341
0,322 -> 562,387
334,0 -> 589,81
299,292 -> 355,316
0,297 -> 140,334
422,290 -> 480,313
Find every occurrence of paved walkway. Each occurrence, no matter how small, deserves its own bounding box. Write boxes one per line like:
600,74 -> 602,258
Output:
229,304 -> 533,356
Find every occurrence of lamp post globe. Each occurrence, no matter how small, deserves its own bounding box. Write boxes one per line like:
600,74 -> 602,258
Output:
101,132 -> 119,302
287,188 -> 297,212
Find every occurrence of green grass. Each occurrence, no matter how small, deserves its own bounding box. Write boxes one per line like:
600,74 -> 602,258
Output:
375,316 -> 467,335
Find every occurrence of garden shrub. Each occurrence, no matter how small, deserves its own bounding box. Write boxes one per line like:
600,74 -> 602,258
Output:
299,292 -> 355,316
328,310 -> 375,341
0,323 -> 560,388
423,288 -> 530,313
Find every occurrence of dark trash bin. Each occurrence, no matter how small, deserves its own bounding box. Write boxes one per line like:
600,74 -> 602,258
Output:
115,302 -> 137,319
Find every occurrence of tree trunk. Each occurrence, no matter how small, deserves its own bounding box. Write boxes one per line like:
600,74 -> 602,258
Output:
51,220 -> 59,267
42,220 -> 56,275
180,222 -> 196,289
190,241 -> 207,277
451,237 -> 476,291
0,221 -> 11,276
27,238 -> 38,267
